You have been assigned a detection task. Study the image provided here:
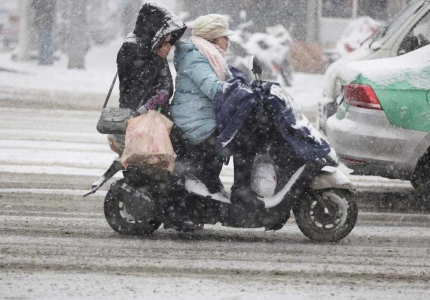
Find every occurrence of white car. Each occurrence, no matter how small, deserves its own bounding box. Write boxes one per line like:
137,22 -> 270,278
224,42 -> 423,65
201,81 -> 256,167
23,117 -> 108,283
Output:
326,45 -> 430,194
318,0 -> 430,133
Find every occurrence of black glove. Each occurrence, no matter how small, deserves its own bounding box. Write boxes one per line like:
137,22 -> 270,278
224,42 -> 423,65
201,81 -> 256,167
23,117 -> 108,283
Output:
251,80 -> 260,88
252,81 -> 273,94
261,81 -> 273,94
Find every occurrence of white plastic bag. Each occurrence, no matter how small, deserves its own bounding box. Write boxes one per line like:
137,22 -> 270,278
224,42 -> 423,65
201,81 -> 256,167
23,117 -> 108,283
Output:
251,154 -> 277,198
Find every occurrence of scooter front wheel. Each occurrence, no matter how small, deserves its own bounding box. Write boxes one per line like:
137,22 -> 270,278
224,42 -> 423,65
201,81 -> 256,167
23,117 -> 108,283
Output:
293,189 -> 358,242
104,186 -> 161,235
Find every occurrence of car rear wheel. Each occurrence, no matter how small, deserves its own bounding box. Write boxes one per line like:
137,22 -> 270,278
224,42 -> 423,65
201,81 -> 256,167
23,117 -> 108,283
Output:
411,149 -> 430,204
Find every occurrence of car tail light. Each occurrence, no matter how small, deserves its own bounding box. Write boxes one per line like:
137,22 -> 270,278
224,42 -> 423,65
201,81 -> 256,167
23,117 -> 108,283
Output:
343,84 -> 382,110
340,156 -> 366,165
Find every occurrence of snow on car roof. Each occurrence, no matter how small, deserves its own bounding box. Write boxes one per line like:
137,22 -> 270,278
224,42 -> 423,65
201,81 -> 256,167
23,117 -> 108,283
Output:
335,17 -> 383,56
340,44 -> 430,89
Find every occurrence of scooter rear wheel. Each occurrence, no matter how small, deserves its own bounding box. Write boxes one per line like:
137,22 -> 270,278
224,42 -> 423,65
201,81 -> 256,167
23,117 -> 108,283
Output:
293,189 -> 358,242
104,187 -> 161,235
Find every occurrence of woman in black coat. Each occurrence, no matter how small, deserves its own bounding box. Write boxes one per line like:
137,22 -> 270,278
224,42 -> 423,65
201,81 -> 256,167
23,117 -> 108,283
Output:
115,3 -> 196,232
117,3 -> 186,112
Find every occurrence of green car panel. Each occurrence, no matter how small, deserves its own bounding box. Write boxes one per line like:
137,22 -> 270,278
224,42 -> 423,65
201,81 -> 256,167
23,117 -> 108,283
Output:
337,70 -> 430,133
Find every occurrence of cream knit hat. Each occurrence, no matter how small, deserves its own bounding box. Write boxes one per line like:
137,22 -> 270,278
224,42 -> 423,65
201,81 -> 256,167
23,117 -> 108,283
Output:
192,14 -> 234,41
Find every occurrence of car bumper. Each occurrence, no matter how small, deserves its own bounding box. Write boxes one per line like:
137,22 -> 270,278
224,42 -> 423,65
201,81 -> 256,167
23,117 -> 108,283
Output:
326,107 -> 428,179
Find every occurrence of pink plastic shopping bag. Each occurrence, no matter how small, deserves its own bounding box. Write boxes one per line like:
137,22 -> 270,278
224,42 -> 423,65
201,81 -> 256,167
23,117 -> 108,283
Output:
121,110 -> 176,172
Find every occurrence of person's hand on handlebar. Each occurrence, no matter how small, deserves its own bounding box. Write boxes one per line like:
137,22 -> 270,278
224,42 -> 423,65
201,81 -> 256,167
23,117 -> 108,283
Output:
252,80 -> 273,94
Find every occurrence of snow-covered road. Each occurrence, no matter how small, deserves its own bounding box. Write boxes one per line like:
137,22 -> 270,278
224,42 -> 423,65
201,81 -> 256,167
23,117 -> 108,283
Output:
0,104 -> 429,300
0,39 -> 425,298
1,188 -> 430,299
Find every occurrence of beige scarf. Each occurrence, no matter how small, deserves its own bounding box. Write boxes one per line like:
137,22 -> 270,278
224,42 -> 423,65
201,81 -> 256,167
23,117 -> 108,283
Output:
189,36 -> 229,82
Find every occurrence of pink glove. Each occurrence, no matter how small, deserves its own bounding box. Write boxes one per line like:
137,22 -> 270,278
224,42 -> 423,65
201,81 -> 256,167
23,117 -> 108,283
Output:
144,90 -> 169,110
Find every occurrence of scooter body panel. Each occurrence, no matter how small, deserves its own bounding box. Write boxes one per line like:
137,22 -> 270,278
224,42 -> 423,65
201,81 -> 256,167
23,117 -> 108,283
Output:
310,168 -> 354,191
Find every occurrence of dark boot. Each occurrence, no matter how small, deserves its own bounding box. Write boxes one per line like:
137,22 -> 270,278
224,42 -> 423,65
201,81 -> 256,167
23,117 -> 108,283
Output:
203,175 -> 228,197
165,197 -> 196,232
230,185 -> 265,209
165,172 -> 196,233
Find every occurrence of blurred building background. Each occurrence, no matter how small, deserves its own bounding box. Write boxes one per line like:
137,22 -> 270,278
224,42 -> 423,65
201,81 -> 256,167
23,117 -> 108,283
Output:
0,0 -> 176,68
318,0 -> 413,46
0,0 -> 415,71
178,0 -> 413,73
178,0 -> 412,45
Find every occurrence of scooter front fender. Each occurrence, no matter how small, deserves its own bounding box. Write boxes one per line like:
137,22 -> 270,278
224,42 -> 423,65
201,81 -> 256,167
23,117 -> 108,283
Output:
310,167 -> 354,191
83,158 -> 124,197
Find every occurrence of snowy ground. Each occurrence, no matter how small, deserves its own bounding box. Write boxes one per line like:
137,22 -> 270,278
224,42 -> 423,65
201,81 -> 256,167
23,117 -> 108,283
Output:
1,189 -> 430,299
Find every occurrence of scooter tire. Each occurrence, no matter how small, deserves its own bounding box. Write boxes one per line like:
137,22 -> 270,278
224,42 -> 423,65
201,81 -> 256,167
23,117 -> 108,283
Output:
104,188 -> 161,235
293,189 -> 358,243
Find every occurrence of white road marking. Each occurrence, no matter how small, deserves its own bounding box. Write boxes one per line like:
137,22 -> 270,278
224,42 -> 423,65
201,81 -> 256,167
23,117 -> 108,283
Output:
0,107 -> 414,192
0,165 -> 114,176
0,139 -> 109,151
0,188 -> 106,197
2,210 -> 104,217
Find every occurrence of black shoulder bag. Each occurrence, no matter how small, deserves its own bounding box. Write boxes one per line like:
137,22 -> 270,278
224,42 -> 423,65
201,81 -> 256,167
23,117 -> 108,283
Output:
96,73 -> 136,134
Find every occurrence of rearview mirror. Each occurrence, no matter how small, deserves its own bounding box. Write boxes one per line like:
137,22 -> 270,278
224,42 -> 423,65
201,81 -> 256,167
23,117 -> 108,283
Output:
250,55 -> 263,76
249,55 -> 263,79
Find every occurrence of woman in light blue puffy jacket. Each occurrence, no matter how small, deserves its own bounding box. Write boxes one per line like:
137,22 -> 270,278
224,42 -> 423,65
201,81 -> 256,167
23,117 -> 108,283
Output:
170,14 -> 233,195
171,14 -> 265,208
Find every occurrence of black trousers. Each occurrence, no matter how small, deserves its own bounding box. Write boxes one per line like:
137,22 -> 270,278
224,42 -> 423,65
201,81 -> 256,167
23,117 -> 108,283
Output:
170,127 -> 223,193
188,133 -> 224,192
232,138 -> 256,191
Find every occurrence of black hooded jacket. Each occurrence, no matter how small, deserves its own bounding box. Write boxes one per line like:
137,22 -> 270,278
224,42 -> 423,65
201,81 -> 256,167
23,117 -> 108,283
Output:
117,3 -> 186,112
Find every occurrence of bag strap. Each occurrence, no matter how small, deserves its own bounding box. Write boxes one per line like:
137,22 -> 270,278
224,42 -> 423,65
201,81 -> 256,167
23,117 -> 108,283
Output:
102,72 -> 118,108
136,93 -> 147,109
